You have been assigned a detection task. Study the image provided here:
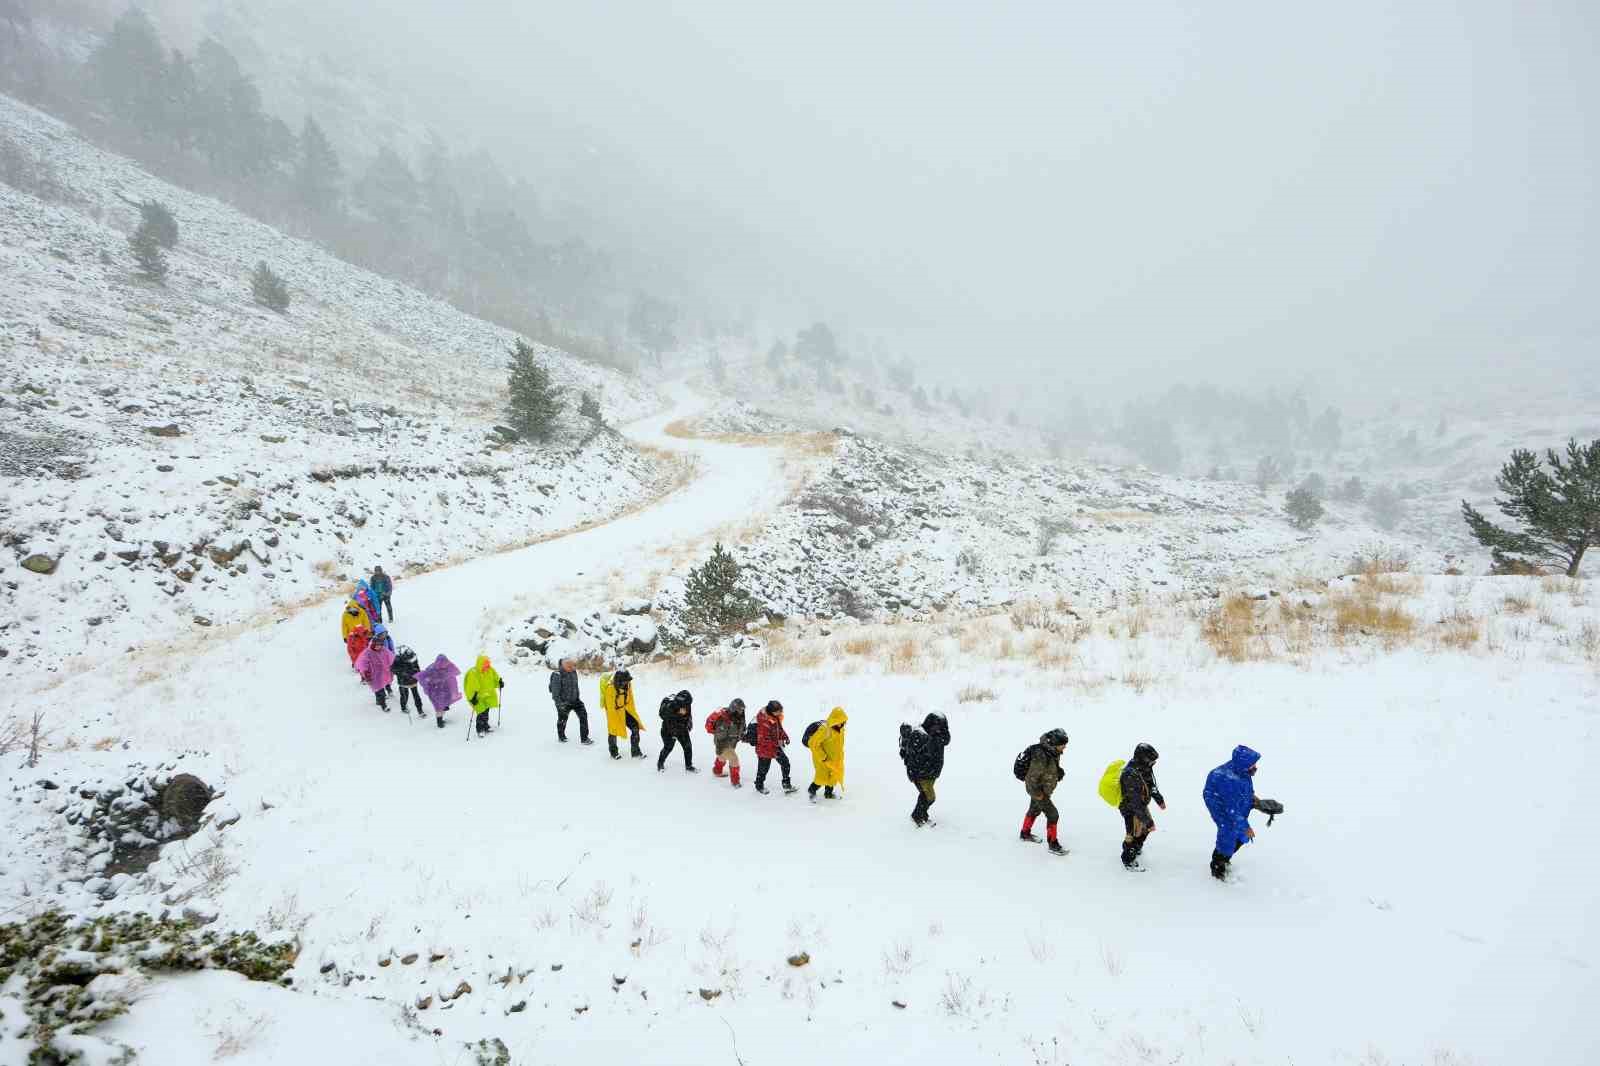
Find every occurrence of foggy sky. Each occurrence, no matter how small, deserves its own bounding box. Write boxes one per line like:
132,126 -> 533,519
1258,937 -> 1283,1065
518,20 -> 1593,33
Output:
210,1 -> 1599,397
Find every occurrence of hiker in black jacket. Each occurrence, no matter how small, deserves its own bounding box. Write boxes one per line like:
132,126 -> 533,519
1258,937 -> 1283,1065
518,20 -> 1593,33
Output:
547,659 -> 592,744
393,646 -> 423,717
657,689 -> 697,773
899,713 -> 951,826
1118,743 -> 1166,871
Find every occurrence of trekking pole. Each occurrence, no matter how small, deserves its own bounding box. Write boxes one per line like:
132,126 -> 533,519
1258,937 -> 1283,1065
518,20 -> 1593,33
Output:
497,700 -> 503,732
465,705 -> 474,742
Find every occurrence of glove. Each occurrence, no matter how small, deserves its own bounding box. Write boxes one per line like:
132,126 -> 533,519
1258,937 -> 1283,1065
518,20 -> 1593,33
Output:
498,678 -> 505,690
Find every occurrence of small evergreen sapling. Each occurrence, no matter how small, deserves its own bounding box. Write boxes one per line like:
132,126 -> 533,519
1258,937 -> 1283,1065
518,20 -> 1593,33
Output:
251,261 -> 290,311
578,390 -> 605,427
1285,487 -> 1324,530
138,199 -> 178,248
505,338 -> 563,441
128,218 -> 168,282
682,542 -> 760,636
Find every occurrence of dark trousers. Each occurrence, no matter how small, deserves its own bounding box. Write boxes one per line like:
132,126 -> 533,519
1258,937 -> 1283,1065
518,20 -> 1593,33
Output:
399,685 -> 422,713
373,688 -> 388,711
380,594 -> 393,621
911,779 -> 937,823
557,702 -> 590,741
607,714 -> 642,757
658,729 -> 693,769
755,750 -> 791,788
475,709 -> 492,734
1121,810 -> 1151,865
1026,795 -> 1059,825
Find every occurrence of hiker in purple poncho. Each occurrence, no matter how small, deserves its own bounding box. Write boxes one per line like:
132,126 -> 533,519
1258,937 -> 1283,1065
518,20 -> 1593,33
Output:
356,639 -> 397,712
418,654 -> 463,730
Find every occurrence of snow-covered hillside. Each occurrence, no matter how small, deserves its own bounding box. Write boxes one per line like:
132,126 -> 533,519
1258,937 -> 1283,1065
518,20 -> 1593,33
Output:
0,93 -> 671,685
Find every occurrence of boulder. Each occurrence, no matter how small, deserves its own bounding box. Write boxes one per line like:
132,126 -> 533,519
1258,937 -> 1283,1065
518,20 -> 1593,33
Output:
145,423 -> 182,438
159,774 -> 212,828
21,554 -> 58,575
617,597 -> 653,616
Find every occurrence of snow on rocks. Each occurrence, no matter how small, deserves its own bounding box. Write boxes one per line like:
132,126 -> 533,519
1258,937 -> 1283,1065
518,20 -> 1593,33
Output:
512,608 -> 661,668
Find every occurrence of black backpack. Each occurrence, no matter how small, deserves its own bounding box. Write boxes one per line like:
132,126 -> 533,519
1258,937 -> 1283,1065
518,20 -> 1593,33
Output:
800,720 -> 823,749
743,721 -> 758,745
1013,745 -> 1036,781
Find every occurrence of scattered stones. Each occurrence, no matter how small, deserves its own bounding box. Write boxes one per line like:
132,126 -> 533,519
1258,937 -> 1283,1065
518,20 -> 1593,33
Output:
21,554 -> 58,575
145,423 -> 182,437
401,953 -> 419,965
786,952 -> 811,967
698,988 -> 722,1001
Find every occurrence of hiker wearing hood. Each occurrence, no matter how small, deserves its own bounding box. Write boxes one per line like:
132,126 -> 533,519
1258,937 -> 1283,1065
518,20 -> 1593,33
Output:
548,658 -> 593,745
753,701 -> 795,794
806,707 -> 848,800
370,566 -> 394,622
707,699 -> 747,787
1203,745 -> 1265,880
898,713 -> 951,826
356,638 -> 397,712
392,647 -> 423,717
341,600 -> 366,642
1118,743 -> 1167,870
1019,729 -> 1069,855
463,656 -> 503,736
657,689 -> 696,772
418,654 -> 462,729
345,624 -> 371,670
600,669 -> 645,759
353,580 -> 378,625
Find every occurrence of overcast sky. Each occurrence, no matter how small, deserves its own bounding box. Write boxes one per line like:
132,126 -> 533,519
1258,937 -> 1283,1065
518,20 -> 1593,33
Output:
203,0 -> 1600,398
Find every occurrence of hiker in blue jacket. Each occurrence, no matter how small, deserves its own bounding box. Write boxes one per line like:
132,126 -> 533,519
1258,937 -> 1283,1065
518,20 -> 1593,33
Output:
1203,744 -> 1282,881
370,566 -> 395,622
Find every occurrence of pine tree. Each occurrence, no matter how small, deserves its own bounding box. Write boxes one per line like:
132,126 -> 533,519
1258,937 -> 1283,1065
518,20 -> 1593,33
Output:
505,339 -> 562,441
297,116 -> 343,213
578,390 -> 604,426
1461,439 -> 1599,576
91,8 -> 169,134
682,542 -> 760,636
138,200 -> 178,248
128,219 -> 168,282
251,261 -> 289,311
1285,487 -> 1324,530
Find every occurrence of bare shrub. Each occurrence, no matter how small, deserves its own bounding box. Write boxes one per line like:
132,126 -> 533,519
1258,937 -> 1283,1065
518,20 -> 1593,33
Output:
1435,609 -> 1481,652
572,881 -> 614,929
1500,591 -> 1535,615
211,1010 -> 270,1059
1202,595 -> 1267,663
1025,926 -> 1055,964
956,683 -> 997,704
1349,543 -> 1412,576
881,938 -> 915,977
167,832 -> 238,901
1035,517 -> 1076,556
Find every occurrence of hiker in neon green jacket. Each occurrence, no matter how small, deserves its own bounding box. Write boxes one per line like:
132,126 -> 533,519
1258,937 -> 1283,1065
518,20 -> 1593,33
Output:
463,656 -> 502,736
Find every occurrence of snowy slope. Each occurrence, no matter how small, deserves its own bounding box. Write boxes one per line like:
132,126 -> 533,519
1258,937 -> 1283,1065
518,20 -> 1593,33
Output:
0,92 -> 671,685
4,379 -> 1596,1066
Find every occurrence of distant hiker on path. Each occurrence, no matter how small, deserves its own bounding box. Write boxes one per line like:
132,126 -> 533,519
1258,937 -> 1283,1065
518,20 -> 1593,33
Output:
657,689 -> 696,772
899,712 -> 950,826
356,634 -> 397,712
753,700 -> 795,794
393,646 -> 424,717
370,566 -> 394,622
548,659 -> 593,744
708,698 -> 747,787
806,707 -> 848,801
464,655 -> 503,737
1117,743 -> 1166,871
600,669 -> 645,760
418,654 -> 462,729
1018,729 -> 1069,855
1203,744 -> 1282,881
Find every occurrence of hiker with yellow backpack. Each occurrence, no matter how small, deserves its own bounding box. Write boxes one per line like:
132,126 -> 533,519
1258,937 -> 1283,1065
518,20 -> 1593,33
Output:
1098,743 -> 1166,871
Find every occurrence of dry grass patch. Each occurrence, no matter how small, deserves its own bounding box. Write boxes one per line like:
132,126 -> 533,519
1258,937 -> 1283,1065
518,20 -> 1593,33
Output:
886,638 -> 923,673
1330,582 -> 1416,645
956,683 -> 998,704
1500,591 -> 1536,615
1202,595 -> 1271,663
1434,609 -> 1481,651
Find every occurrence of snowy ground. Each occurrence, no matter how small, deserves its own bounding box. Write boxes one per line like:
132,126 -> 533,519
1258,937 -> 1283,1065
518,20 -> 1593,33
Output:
4,383 -> 1596,1062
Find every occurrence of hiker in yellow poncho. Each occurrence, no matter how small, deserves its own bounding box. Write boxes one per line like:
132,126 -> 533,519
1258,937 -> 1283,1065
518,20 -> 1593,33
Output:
599,668 -> 646,760
463,655 -> 502,737
340,600 -> 366,642
806,707 -> 847,800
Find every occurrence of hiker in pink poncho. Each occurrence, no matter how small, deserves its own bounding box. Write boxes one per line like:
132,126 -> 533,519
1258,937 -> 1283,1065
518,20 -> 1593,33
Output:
418,654 -> 463,730
356,639 -> 397,713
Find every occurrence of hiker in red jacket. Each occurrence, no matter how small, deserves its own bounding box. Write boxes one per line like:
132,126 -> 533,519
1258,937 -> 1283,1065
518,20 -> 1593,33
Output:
753,700 -> 796,794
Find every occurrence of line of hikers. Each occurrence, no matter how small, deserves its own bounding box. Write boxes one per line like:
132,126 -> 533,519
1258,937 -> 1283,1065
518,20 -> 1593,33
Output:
337,587 -> 1283,878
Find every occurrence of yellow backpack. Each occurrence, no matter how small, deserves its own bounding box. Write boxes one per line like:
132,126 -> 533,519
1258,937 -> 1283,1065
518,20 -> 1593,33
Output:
1098,760 -> 1126,807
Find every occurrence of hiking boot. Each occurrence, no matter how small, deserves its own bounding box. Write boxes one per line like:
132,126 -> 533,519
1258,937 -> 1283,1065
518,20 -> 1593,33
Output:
1123,860 -> 1147,872
1047,840 -> 1067,856
1020,831 -> 1041,843
580,737 -> 594,746
656,764 -> 666,773
782,782 -> 797,794
610,750 -> 622,761
558,735 -> 569,744
823,787 -> 836,799
435,717 -> 445,729
911,814 -> 927,827
755,785 -> 769,795
685,765 -> 699,773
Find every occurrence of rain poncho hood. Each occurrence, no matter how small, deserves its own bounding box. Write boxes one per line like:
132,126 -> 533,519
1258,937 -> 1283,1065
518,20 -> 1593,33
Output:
1204,745 -> 1261,857
418,655 -> 462,712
